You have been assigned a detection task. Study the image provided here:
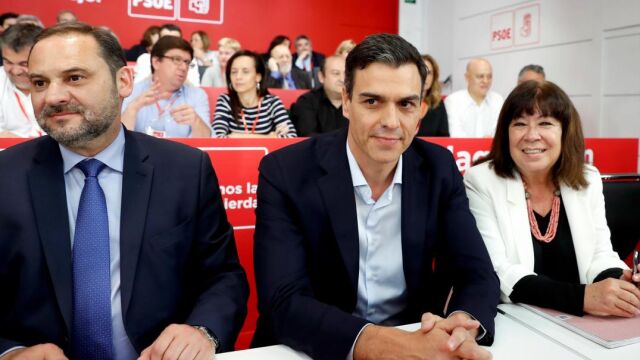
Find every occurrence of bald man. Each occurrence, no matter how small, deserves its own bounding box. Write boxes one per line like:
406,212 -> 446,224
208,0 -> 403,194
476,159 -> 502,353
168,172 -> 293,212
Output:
266,44 -> 312,89
444,58 -> 504,137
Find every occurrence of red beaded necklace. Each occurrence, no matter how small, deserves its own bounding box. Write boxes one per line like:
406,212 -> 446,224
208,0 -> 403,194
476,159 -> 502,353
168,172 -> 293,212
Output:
523,182 -> 561,243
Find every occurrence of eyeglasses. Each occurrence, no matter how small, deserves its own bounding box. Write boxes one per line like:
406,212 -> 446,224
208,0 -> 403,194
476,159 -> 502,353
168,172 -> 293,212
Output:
161,55 -> 195,68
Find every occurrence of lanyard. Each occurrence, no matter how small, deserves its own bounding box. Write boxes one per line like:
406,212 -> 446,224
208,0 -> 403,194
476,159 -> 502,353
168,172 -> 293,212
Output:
154,91 -> 180,117
14,91 -> 31,123
241,97 -> 262,134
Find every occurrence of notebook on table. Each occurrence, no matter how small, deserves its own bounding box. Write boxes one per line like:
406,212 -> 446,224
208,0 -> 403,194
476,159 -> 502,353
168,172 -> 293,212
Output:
522,304 -> 640,348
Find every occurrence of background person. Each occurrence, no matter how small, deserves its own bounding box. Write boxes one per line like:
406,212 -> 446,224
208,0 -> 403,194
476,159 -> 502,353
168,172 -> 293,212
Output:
212,50 -> 296,138
464,80 -> 640,317
125,25 -> 160,62
417,54 -> 449,137
518,64 -> 546,84
201,37 -> 241,87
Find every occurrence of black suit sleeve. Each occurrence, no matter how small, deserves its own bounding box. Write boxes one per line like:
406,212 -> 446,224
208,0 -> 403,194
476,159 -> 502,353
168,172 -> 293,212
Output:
184,151 -> 249,352
290,95 -> 319,136
253,155 -> 369,360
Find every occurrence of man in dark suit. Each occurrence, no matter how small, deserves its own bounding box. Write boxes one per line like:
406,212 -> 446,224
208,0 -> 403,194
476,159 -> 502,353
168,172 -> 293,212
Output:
265,44 -> 312,90
292,35 -> 325,88
253,33 -> 499,360
0,23 -> 248,360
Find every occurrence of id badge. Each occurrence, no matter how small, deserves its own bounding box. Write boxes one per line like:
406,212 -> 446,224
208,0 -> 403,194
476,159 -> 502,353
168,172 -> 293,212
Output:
146,126 -> 167,138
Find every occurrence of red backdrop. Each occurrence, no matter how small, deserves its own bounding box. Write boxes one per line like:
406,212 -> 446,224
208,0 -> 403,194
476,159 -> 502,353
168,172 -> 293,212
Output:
0,0 -> 398,55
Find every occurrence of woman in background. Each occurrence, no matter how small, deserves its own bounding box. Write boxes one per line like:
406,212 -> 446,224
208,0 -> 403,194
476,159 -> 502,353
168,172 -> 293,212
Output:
201,37 -> 241,87
212,50 -> 296,138
417,54 -> 449,137
190,30 -> 218,67
464,80 -> 640,317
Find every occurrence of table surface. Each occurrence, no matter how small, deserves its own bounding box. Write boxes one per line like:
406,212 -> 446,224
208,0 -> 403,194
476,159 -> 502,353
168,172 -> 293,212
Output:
217,312 -> 586,359
499,303 -> 639,360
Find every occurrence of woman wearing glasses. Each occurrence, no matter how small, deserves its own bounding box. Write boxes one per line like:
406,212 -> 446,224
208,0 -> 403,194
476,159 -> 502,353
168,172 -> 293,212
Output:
122,36 -> 212,138
212,50 -> 296,138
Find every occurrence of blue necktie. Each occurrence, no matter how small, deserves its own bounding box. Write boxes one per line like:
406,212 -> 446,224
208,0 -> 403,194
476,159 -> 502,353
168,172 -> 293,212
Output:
72,159 -> 113,359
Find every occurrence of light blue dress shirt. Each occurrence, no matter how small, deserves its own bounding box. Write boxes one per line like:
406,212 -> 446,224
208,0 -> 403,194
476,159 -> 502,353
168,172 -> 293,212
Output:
121,78 -> 211,138
346,142 -> 408,324
269,70 -> 297,89
60,126 -> 138,360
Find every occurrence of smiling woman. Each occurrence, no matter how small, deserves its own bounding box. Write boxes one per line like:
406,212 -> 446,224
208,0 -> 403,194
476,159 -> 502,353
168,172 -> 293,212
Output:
464,80 -> 640,318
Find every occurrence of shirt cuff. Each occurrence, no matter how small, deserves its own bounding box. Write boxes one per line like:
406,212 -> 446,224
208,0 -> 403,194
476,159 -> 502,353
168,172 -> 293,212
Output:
448,310 -> 486,341
0,346 -> 25,358
346,323 -> 372,360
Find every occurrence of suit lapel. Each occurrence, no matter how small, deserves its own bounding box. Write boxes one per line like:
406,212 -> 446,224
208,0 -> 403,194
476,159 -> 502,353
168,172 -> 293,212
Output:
506,172 -> 535,270
27,137 -> 73,332
316,130 -> 359,291
119,131 -> 154,317
400,146 -> 428,293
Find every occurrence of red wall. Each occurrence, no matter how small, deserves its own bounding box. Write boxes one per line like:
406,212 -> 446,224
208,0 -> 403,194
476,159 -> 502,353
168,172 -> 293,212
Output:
0,0 -> 398,55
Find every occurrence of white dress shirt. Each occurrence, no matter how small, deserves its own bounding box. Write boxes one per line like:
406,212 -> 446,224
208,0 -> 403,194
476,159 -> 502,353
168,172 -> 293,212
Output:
445,89 -> 503,138
0,67 -> 43,137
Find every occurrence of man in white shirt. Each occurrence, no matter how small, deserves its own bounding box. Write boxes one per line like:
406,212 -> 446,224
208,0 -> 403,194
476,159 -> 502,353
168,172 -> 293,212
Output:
445,58 -> 503,137
0,23 -> 43,137
133,24 -> 200,86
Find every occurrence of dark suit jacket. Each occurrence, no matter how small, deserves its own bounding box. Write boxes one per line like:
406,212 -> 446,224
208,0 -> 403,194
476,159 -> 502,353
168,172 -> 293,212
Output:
252,128 -> 499,360
265,67 -> 312,90
0,130 -> 249,356
290,87 -> 348,136
417,101 -> 450,137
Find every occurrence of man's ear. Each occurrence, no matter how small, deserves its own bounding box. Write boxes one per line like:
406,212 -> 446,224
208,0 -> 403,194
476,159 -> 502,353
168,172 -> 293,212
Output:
341,87 -> 351,120
116,66 -> 134,98
318,70 -> 325,85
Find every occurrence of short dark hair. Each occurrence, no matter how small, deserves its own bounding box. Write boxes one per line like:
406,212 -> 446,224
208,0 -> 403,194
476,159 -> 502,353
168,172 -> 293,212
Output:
191,30 -> 211,50
225,50 -> 269,123
150,36 -> 193,73
29,22 -> 125,78
0,12 -> 18,27
295,34 -> 309,43
160,23 -> 182,36
518,64 -> 545,79
477,80 -> 587,189
344,33 -> 427,98
1,23 -> 42,52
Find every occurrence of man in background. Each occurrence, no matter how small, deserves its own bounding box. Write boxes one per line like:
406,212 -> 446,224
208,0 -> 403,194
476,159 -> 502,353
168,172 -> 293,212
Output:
517,64 -> 545,84
266,43 -> 312,90
56,10 -> 77,24
293,34 -> 325,88
445,58 -> 503,137
0,23 -> 43,137
290,55 -> 347,136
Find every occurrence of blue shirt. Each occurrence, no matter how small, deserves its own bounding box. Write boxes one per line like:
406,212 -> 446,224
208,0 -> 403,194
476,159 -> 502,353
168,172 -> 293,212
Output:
122,78 -> 211,138
346,141 -> 408,325
269,70 -> 297,89
60,126 -> 138,360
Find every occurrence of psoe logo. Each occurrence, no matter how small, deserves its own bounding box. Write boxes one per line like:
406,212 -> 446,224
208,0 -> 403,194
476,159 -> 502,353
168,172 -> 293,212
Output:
128,0 -> 224,24
189,0 -> 209,15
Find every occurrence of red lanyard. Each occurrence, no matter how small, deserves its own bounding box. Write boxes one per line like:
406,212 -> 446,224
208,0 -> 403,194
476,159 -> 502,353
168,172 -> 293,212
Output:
14,91 -> 31,123
241,97 -> 262,134
154,92 -> 179,117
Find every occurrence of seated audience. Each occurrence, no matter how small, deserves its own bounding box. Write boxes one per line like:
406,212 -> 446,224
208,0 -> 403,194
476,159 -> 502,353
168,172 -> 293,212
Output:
252,33 -> 498,360
212,50 -> 296,138
201,37 -> 240,87
445,58 -> 503,137
0,12 -> 18,33
122,36 -> 211,138
0,23 -> 44,137
191,30 -> 219,69
15,14 -> 43,28
464,80 -> 640,317
290,55 -> 347,136
293,34 -> 325,88
134,24 -> 200,86
261,34 -> 290,65
518,64 -> 546,84
417,54 -> 449,137
335,38 -> 356,57
125,25 -> 160,62
266,44 -> 311,90
56,9 -> 77,23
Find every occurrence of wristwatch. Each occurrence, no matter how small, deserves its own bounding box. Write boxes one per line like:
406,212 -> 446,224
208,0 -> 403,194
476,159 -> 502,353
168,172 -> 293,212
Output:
193,325 -> 220,355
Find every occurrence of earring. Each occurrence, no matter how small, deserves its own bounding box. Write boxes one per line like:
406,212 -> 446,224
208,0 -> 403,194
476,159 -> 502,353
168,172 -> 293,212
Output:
256,82 -> 260,91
